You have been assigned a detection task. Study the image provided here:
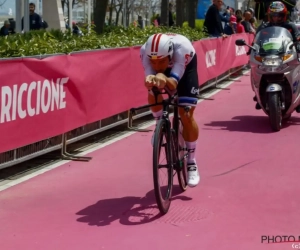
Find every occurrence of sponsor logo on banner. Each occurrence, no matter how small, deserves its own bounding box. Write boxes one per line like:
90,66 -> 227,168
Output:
0,77 -> 69,124
205,49 -> 216,68
236,45 -> 246,56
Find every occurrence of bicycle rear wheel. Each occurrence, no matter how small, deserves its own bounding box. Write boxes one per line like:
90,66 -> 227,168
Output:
153,119 -> 173,214
174,118 -> 188,191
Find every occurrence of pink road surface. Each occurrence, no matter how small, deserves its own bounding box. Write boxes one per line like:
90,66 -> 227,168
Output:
1,74 -> 300,250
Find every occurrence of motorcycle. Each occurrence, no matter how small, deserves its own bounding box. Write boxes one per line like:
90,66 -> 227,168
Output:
236,26 -> 300,131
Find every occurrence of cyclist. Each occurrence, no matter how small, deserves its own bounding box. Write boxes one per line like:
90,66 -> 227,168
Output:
140,33 -> 200,187
252,1 -> 300,110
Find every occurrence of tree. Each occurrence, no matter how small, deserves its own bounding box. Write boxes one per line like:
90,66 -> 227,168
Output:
160,0 -> 168,26
94,0 -> 109,33
187,0 -> 196,28
150,0 -> 160,16
113,0 -> 123,25
61,0 -> 87,12
133,0 -> 160,26
0,0 -> 6,7
124,0 -> 135,26
175,0 -> 184,27
108,0 -> 115,25
96,0 -> 161,28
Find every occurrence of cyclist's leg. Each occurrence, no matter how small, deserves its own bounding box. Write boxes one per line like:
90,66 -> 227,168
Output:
148,67 -> 172,121
148,90 -> 163,145
148,90 -> 163,122
176,54 -> 200,187
148,69 -> 173,145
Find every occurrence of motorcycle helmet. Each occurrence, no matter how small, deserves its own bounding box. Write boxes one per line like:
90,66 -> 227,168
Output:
267,1 -> 288,24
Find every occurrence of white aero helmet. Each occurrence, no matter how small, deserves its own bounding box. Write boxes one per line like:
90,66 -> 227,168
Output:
145,33 -> 174,60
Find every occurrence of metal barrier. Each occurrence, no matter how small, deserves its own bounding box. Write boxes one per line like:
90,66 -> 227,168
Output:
0,56 -> 248,169
0,104 -> 154,169
0,136 -> 62,170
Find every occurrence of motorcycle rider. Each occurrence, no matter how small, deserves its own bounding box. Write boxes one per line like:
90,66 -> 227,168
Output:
254,0 -> 296,22
252,1 -> 300,110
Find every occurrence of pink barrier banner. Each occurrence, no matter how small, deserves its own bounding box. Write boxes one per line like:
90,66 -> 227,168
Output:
194,38 -> 221,85
0,55 -> 87,153
0,34 -> 252,153
248,33 -> 255,45
219,33 -> 250,73
69,47 -> 147,125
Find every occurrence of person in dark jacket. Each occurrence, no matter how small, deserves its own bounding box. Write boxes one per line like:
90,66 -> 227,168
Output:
241,10 -> 255,33
204,0 -> 227,38
22,2 -> 43,30
72,22 -> 83,36
0,20 -> 10,36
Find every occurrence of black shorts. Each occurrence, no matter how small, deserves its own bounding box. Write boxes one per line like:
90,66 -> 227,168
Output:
164,54 -> 199,107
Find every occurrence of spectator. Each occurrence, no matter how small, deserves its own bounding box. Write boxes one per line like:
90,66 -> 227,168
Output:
249,17 -> 256,34
41,17 -> 48,29
241,10 -> 254,33
224,15 -> 237,35
155,14 -> 161,26
8,18 -> 16,34
231,15 -> 237,33
204,0 -> 227,38
290,6 -> 299,21
223,6 -> 232,16
221,6 -> 231,22
137,15 -> 143,29
72,22 -> 83,36
235,9 -> 243,17
236,16 -> 245,33
248,8 -> 257,23
0,20 -> 10,36
22,2 -> 43,31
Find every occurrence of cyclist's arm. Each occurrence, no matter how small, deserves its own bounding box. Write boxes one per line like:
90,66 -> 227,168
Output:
165,76 -> 177,90
169,45 -> 195,87
154,73 -> 177,90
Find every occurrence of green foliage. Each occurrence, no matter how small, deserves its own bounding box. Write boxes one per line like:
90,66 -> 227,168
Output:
0,25 -> 207,58
183,19 -> 205,32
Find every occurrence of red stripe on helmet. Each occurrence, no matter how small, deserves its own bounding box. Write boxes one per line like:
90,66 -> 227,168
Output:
155,34 -> 163,52
151,34 -> 158,52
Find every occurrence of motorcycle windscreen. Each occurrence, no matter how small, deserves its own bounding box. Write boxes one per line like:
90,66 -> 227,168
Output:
254,26 -> 293,55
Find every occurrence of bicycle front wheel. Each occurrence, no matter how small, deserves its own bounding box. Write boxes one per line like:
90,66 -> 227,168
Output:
153,119 -> 173,215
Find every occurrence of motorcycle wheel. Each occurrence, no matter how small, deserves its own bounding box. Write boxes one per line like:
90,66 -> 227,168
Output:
268,92 -> 282,132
